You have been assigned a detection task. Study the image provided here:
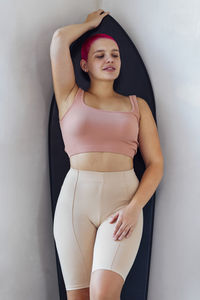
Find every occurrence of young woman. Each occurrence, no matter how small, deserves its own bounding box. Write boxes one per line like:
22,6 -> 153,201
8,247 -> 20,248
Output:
50,9 -> 164,300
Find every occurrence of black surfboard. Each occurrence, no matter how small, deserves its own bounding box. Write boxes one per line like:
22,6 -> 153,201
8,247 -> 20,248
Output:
49,14 -> 157,300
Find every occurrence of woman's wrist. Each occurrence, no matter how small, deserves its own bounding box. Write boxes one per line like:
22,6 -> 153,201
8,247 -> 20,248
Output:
55,22 -> 94,45
82,21 -> 95,30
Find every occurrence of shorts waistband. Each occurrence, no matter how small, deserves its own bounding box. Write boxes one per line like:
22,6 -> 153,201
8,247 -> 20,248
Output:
69,167 -> 135,180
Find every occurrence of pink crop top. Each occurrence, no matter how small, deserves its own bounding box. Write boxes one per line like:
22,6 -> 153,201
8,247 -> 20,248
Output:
59,87 -> 140,158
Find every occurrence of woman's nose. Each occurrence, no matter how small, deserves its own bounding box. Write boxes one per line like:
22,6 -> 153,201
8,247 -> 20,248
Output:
106,56 -> 114,62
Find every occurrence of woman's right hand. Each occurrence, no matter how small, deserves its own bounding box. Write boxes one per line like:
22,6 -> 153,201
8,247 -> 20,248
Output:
84,9 -> 110,29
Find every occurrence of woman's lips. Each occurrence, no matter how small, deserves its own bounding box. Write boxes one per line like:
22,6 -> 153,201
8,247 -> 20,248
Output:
103,67 -> 116,72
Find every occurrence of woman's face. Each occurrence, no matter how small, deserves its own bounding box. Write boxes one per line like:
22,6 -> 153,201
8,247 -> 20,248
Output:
81,38 -> 121,81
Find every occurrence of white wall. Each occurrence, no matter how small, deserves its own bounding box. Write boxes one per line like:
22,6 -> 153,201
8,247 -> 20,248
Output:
1,1 -> 200,299
101,0 -> 200,299
0,1 -> 98,300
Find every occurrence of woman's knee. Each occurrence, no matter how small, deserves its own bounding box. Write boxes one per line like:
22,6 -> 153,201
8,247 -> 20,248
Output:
67,287 -> 90,300
90,269 -> 124,300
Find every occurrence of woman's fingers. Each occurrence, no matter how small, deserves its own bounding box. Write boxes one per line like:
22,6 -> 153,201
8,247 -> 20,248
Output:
84,9 -> 110,28
125,227 -> 133,238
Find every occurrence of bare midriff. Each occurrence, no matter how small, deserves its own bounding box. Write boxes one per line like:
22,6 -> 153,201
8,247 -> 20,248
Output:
69,152 -> 133,172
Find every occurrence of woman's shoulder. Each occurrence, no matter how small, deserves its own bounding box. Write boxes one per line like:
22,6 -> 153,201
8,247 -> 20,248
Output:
136,96 -> 154,119
136,96 -> 146,104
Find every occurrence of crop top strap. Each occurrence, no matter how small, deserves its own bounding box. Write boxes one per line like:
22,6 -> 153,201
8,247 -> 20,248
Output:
76,87 -> 82,101
72,87 -> 83,106
130,95 -> 140,121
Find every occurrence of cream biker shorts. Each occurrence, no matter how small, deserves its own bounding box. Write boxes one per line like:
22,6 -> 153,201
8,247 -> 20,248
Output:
53,167 -> 143,290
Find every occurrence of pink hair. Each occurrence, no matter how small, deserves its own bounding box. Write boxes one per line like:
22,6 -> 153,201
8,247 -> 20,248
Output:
81,33 -> 118,62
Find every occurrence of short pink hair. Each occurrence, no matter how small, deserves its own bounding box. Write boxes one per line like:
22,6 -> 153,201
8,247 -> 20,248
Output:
81,33 -> 119,62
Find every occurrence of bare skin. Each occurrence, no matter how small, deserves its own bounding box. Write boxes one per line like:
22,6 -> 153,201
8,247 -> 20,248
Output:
66,270 -> 124,300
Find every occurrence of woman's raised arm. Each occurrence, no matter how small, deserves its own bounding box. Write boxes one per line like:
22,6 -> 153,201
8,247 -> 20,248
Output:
49,9 -> 109,106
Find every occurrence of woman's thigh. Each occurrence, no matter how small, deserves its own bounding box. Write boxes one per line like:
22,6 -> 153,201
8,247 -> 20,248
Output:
91,207 -> 143,282
91,168 -> 144,283
53,168 -> 97,291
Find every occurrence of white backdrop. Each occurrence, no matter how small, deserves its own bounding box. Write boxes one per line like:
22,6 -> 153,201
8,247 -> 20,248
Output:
1,0 -> 199,299
101,0 -> 200,299
0,1 -> 98,300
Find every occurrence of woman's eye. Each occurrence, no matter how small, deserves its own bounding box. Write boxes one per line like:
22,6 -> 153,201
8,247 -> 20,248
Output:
96,55 -> 119,58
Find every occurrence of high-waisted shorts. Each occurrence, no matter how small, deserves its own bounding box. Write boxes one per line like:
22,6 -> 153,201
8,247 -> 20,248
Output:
53,167 -> 143,291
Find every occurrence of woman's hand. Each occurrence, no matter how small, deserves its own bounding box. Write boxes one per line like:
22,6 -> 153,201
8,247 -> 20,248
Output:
109,203 -> 142,241
84,9 -> 110,29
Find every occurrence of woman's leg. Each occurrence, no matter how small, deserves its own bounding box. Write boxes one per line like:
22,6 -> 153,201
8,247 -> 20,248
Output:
53,168 -> 97,294
90,208 -> 143,299
90,169 -> 144,300
67,287 -> 90,300
90,269 -> 124,300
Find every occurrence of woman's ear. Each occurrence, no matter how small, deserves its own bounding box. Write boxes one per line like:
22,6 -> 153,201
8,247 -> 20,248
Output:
80,59 -> 88,72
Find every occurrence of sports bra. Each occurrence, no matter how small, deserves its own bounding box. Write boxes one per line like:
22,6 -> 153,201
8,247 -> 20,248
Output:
59,87 -> 140,158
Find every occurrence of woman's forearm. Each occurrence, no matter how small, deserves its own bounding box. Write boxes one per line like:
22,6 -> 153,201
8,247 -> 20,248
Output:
129,162 -> 164,210
53,22 -> 94,45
